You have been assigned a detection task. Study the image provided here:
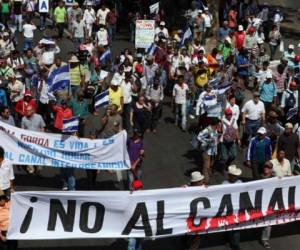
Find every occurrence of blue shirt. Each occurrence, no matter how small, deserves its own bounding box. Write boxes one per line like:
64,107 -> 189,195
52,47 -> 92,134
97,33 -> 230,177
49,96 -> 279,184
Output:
259,81 -> 277,103
218,27 -> 230,41
236,55 -> 249,76
0,88 -> 7,106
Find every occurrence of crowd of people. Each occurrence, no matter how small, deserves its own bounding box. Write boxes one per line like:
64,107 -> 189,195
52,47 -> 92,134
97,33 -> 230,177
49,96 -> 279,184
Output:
0,0 -> 298,249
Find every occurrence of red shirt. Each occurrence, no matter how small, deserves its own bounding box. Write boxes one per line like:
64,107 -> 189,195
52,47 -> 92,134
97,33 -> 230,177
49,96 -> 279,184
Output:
53,105 -> 73,130
15,98 -> 37,116
234,31 -> 246,50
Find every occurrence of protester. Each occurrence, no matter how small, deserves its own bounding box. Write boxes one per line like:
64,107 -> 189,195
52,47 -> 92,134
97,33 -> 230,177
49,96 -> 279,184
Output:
0,147 -> 14,198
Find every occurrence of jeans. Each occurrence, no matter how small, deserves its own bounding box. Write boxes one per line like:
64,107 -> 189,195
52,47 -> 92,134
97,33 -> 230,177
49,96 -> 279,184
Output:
220,142 -> 237,165
57,22 -> 65,38
108,24 -> 117,41
23,37 -> 33,50
245,119 -> 261,139
40,13 -> 47,30
15,14 -> 23,32
261,226 -> 271,241
175,103 -> 187,130
150,102 -> 162,130
128,168 -> 142,190
128,238 -> 142,250
269,44 -> 278,60
74,37 -> 84,50
61,168 -> 76,190
71,85 -> 81,98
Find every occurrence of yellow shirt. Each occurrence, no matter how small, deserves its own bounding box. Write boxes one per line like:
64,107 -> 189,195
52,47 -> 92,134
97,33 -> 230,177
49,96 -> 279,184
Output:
109,87 -> 123,110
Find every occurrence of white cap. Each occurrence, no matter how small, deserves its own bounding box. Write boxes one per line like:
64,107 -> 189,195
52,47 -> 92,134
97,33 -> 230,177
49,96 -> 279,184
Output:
204,7 -> 208,11
266,71 -> 273,78
190,171 -> 205,182
289,44 -> 295,49
228,165 -> 242,176
198,10 -> 203,14
257,127 -> 267,134
111,74 -> 122,86
297,43 -> 300,49
225,36 -> 232,44
238,25 -> 244,31
159,21 -> 165,26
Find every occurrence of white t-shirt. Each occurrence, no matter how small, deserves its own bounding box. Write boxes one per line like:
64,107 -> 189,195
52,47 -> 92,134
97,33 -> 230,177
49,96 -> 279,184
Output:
241,99 -> 265,120
23,24 -> 36,38
96,28 -> 108,46
121,81 -> 132,104
72,20 -> 85,38
97,8 -> 110,25
172,83 -> 189,104
270,158 -> 291,177
202,13 -> 212,28
226,102 -> 240,122
0,159 -> 14,190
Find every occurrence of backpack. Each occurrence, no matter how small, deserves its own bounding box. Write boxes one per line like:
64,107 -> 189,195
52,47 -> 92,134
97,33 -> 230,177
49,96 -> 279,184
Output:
223,119 -> 237,143
285,90 -> 296,110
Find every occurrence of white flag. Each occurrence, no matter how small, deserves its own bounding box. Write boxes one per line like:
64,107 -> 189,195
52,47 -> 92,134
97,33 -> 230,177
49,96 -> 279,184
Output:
149,2 -> 159,14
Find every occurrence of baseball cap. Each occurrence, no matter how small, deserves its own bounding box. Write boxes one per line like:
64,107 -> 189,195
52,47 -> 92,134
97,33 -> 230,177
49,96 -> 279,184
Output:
132,180 -> 143,190
285,123 -> 293,129
238,25 -> 244,31
224,108 -> 233,115
257,127 -> 267,134
289,44 -> 295,50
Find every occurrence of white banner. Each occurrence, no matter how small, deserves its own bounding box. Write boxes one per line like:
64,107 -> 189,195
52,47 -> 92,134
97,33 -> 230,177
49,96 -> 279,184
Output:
38,0 -> 49,13
135,20 -> 155,49
0,121 -> 130,170
8,176 -> 300,239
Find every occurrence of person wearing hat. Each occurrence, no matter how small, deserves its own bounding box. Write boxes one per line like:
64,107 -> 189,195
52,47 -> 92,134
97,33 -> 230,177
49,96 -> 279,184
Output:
222,165 -> 242,250
155,21 -> 169,42
280,80 -> 298,123
7,71 -> 23,107
220,108 -> 240,166
234,25 -> 246,51
201,6 -> 212,45
108,74 -> 124,113
82,1 -> 96,37
0,32 -> 14,57
15,90 -> 37,117
246,127 -> 272,179
259,70 -> 277,113
241,91 -> 265,139
277,123 -> 300,164
69,55 -> 86,98
218,36 -> 232,62
265,110 -> 284,152
268,25 -> 281,60
283,44 -> 296,67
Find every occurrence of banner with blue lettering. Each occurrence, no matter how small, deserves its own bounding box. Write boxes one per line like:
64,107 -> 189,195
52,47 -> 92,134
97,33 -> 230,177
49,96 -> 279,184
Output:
7,176 -> 300,239
38,0 -> 49,13
0,121 -> 130,170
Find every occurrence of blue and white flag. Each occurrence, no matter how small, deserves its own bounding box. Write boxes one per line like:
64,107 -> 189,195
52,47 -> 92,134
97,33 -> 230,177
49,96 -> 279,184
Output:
203,95 -> 217,108
146,43 -> 157,55
95,90 -> 109,109
286,107 -> 298,120
149,2 -> 159,14
62,116 -> 79,133
216,83 -> 231,95
99,48 -> 111,63
47,65 -> 70,92
180,27 -> 192,47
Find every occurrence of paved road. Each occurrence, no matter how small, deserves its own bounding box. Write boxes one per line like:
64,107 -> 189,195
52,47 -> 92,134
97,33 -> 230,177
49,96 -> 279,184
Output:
11,21 -> 300,250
